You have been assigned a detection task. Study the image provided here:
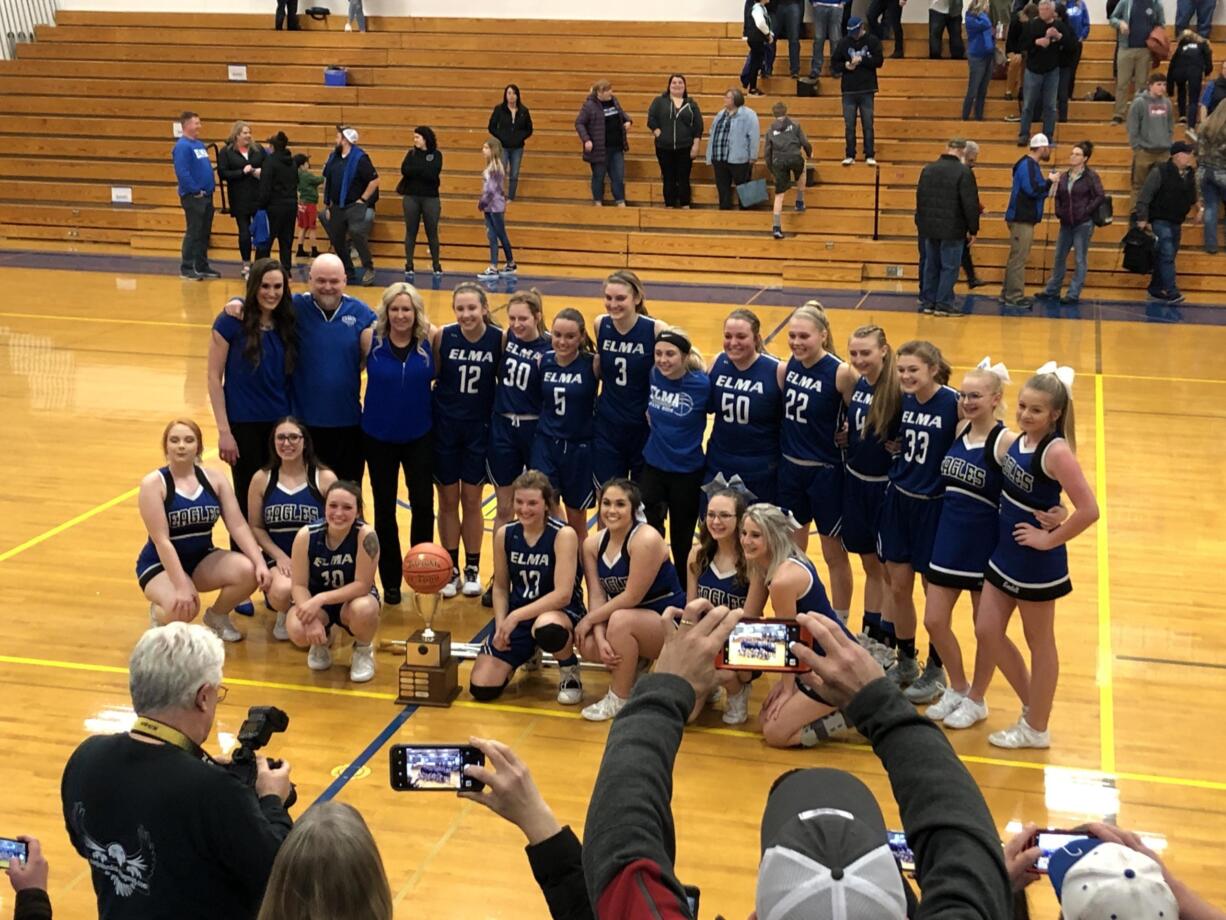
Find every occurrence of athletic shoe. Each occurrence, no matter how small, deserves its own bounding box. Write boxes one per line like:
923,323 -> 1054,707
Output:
794,199 -> 806,212
967,276 -> 989,289
933,303 -> 965,317
308,643 -> 333,670
903,660 -> 947,703
344,21 -> 353,30
887,654 -> 920,688
920,302 -> 936,314
988,716 -> 1051,749
501,262 -> 518,275
1059,295 -> 1080,305
942,695 -> 989,729
461,566 -> 482,597
481,585 -> 493,608
360,268 -> 377,286
273,610 -> 290,641
240,263 -> 251,280
433,265 -> 444,277
707,686 -> 723,704
179,270 -> 202,281
582,689 -> 627,721
196,268 -> 221,280
149,603 -> 163,628
440,571 -> 461,599
924,685 -> 966,722
296,246 -> 308,258
723,683 -> 751,725
349,642 -> 375,682
383,587 -> 401,606
1110,116 -> 1123,124
772,227 -> 785,239
522,647 -> 544,672
865,157 -> 878,166
799,710 -> 852,747
557,665 -> 583,705
1004,113 -> 1021,122
404,269 -> 415,282
1164,291 -> 1187,304
234,600 -> 255,617
476,266 -> 499,281
841,157 -> 854,166
203,609 -> 242,642
1002,298 -> 1034,310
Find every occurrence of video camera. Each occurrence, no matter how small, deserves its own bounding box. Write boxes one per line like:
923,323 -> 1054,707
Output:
222,706 -> 297,808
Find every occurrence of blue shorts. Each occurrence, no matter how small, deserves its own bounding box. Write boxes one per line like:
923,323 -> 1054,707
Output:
531,435 -> 595,509
777,458 -> 845,536
593,422 -> 649,487
434,418 -> 490,486
703,454 -> 779,508
322,584 -> 381,635
840,469 -> 888,556
136,542 -> 218,589
480,605 -> 584,669
640,589 -> 687,615
486,414 -> 539,488
875,485 -> 944,573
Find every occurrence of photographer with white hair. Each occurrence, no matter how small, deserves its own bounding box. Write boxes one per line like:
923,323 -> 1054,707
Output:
61,623 -> 294,919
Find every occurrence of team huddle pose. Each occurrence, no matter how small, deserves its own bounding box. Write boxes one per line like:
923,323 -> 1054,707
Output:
137,258 -> 1099,747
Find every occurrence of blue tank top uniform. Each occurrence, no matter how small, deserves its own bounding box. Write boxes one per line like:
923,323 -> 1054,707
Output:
488,331 -> 551,487
261,466 -> 325,558
785,554 -> 856,704
695,560 -> 749,609
841,376 -> 897,555
705,352 -> 783,504
778,354 -> 847,536
306,520 -> 378,630
877,386 -> 961,574
597,524 -> 686,615
644,367 -> 710,474
136,467 -> 221,588
212,313 -> 291,423
986,434 -> 1072,601
433,323 -> 502,486
926,423 -> 1005,591
483,518 -> 587,669
530,350 -> 599,509
594,314 -> 656,483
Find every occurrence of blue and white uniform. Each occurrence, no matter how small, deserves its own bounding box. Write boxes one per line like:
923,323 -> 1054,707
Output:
877,385 -> 960,574
530,351 -> 598,509
260,466 -> 325,557
593,314 -> 656,484
643,367 -> 710,474
433,322 -> 501,486
841,376 -> 897,555
136,467 -> 220,588
305,520 -> 378,631
596,524 -> 686,614
784,553 -> 855,705
777,353 -> 847,535
986,433 -> 1072,601
705,352 -> 782,504
487,330 -> 551,487
695,560 -> 749,609
926,423 -> 1005,590
482,518 -> 586,668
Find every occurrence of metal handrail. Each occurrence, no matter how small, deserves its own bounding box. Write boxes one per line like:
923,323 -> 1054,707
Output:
0,0 -> 57,61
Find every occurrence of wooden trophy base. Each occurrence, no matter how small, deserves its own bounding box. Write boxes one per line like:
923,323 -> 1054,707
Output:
396,658 -> 461,707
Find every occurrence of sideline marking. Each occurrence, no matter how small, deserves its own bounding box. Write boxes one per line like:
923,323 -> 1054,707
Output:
313,704 -> 418,806
1095,374 -> 1115,775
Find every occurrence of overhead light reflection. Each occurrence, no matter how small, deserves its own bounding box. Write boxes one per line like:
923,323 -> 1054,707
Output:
84,707 -> 136,735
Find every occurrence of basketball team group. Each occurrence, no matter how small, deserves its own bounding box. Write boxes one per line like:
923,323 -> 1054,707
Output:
135,251 -> 1098,753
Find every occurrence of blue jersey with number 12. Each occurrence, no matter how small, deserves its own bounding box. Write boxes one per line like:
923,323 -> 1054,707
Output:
434,323 -> 501,422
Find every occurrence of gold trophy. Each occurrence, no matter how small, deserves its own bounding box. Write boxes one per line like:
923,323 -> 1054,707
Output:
396,545 -> 461,707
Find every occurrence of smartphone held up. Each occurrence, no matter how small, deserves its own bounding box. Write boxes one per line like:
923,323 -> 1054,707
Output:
716,618 -> 812,673
389,745 -> 485,793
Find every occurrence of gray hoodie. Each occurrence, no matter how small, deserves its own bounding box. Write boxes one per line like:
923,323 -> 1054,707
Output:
764,116 -> 813,168
1127,90 -> 1173,151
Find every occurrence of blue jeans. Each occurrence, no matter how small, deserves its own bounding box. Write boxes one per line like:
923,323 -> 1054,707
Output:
1150,220 -> 1181,296
842,93 -> 875,158
774,0 -> 803,74
591,148 -> 626,203
1019,68 -> 1059,141
920,237 -> 964,308
963,54 -> 993,120
1043,220 -> 1093,299
1176,0 -> 1216,37
347,0 -> 365,29
809,4 -> 843,74
484,211 -> 513,266
1201,167 -> 1226,253
501,146 -> 524,201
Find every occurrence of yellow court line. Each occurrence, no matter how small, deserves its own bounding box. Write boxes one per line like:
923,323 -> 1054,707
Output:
1095,374 -> 1116,775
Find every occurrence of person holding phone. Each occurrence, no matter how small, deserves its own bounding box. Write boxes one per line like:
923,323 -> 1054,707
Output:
4,836 -> 49,920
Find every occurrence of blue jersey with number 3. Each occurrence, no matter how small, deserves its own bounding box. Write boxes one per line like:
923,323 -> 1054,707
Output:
537,351 -> 597,441
435,323 -> 501,422
596,314 -> 655,427
889,386 -> 961,496
493,331 -> 550,416
707,352 -> 782,461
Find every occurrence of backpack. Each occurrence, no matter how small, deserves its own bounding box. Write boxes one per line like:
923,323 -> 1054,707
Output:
1092,194 -> 1114,227
1121,226 -> 1155,274
251,210 -> 271,250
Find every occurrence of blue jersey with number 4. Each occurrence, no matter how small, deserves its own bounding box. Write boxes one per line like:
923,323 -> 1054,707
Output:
434,323 -> 501,422
889,386 -> 960,496
493,330 -> 550,416
597,314 -> 655,427
537,351 -> 597,441
707,352 -> 782,461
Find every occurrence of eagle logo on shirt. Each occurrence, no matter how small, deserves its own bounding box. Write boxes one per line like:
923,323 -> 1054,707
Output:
70,803 -> 156,898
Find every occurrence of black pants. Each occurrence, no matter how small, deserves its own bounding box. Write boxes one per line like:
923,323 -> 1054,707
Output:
310,424 -> 364,484
275,0 -> 299,29
713,161 -> 752,210
1170,72 -> 1204,127
266,201 -> 297,270
928,9 -> 964,58
179,193 -> 214,273
363,432 -> 435,594
1058,44 -> 1082,121
321,201 -> 374,280
640,463 -> 704,589
232,206 -> 256,262
744,42 -> 768,91
961,244 -> 977,281
868,0 -> 905,55
656,147 -> 694,208
402,195 -> 442,270
229,420 -> 275,547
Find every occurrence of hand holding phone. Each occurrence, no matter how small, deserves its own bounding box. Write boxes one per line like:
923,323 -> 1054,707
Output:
458,737 -> 560,845
717,618 -> 810,672
390,745 -> 485,793
3,836 -> 47,894
0,837 -> 27,870
1030,828 -> 1096,874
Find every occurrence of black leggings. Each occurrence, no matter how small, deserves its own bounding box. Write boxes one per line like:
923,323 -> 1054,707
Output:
232,207 -> 255,262
266,200 -> 297,269
402,195 -> 442,270
639,462 -> 704,592
228,420 -> 275,548
310,425 -> 365,485
363,431 -> 435,594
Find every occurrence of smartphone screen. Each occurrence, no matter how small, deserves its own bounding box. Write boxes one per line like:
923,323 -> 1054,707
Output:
0,837 -> 28,869
683,884 -> 700,916
719,619 -> 805,671
389,745 -> 485,792
1035,830 -> 1093,873
887,830 -> 915,873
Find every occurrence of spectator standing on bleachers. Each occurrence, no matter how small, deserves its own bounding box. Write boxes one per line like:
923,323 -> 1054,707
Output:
1199,102 -> 1226,253
959,140 -> 989,287
1003,3 -> 1035,115
478,139 -> 516,279
321,126 -> 379,286
274,0 -> 299,30
1201,60 -> 1226,122
1136,140 -> 1199,303
769,0 -> 804,77
1058,0 -> 1089,122
397,126 -> 444,280
706,89 -> 762,209
293,152 -> 322,261
344,0 -> 367,32
964,0 -> 996,120
217,121 -> 268,280
1127,72 -> 1174,209
765,102 -> 812,237
832,17 -> 883,166
930,0 -> 965,59
1017,0 -> 1072,146
1168,31 -> 1213,134
172,111 -> 220,281
915,139 -> 981,315
1002,132 -> 1056,308
1176,0 -> 1217,40
1110,0 -> 1165,125
1041,140 -> 1106,304
809,0 -> 844,77
867,0 -> 906,58
648,75 -> 705,209
742,0 -> 774,95
575,81 -> 633,206
259,132 -> 299,272
488,85 -> 533,201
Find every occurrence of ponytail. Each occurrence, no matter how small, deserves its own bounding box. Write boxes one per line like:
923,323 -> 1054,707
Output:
554,307 -> 596,354
853,325 -> 901,441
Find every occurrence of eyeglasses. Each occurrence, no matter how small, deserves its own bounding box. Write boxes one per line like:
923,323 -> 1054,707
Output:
215,684 -> 229,703
706,511 -> 737,521
275,433 -> 303,443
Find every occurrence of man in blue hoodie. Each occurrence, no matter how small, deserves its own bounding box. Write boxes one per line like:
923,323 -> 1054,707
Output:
171,111 -> 219,281
1002,132 -> 1057,308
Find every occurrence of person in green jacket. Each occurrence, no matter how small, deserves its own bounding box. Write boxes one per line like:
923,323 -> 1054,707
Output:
293,152 -> 324,260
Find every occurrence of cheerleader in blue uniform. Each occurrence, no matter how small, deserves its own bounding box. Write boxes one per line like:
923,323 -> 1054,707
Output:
944,364 -> 1098,749
577,478 -> 686,721
137,419 -> 271,641
593,270 -> 662,485
529,308 -> 599,537
247,417 -> 336,640
705,309 -> 782,504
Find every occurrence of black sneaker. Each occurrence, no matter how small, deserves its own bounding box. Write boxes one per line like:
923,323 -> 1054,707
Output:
967,276 -> 989,289
920,302 -> 936,314
772,227 -> 785,239
196,268 -> 221,279
1059,295 -> 1080,305
933,303 -> 965,316
384,587 -> 402,606
1164,291 -> 1187,304
481,585 -> 493,608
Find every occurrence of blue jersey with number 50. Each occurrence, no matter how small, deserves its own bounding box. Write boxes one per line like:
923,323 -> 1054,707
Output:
707,352 -> 781,461
434,323 -> 501,422
889,386 -> 960,496
493,330 -> 550,416
537,351 -> 597,441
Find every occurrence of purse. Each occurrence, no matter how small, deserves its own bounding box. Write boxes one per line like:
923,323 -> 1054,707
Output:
1092,195 -> 1114,227
736,178 -> 769,208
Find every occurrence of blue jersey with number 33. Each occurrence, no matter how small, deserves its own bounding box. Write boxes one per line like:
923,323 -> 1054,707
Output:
889,386 -> 960,496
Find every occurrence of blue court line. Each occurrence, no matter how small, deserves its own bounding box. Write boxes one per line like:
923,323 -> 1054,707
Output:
311,701 -> 419,807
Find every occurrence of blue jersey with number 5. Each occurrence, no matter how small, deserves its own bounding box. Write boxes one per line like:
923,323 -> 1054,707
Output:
434,323 -> 501,422
889,386 -> 960,495
707,352 -> 781,461
493,330 -> 550,416
537,351 -> 597,441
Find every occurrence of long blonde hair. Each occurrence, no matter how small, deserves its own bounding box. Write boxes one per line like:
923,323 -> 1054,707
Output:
375,282 -> 430,353
743,503 -> 803,586
657,324 -> 706,372
483,137 -> 505,176
226,120 -> 251,147
852,325 -> 901,441
1022,372 -> 1077,452
793,301 -> 838,358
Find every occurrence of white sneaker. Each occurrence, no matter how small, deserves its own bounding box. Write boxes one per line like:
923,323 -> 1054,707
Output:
925,686 -> 967,722
707,686 -> 724,705
522,647 -> 544,672
344,21 -> 353,30
440,572 -> 461,599
557,665 -> 583,705
349,643 -> 375,683
582,689 -> 627,722
273,610 -> 290,641
461,567 -> 482,597
723,683 -> 751,725
308,643 -> 333,671
943,695 -> 989,729
866,157 -> 879,166
841,157 -> 854,166
203,609 -> 242,642
989,716 -> 1050,749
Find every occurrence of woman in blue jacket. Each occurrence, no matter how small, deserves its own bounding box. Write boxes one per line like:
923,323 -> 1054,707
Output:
1059,0 -> 1091,122
963,0 -> 996,121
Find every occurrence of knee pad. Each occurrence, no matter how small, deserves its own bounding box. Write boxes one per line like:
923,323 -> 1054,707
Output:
533,623 -> 571,654
469,681 -> 508,703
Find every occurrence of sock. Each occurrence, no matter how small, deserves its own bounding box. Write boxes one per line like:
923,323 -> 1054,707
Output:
897,637 -> 917,660
834,608 -> 850,628
464,550 -> 481,573
556,654 -> 579,668
927,643 -> 944,669
447,547 -> 459,573
799,710 -> 849,747
773,214 -> 782,229
796,188 -> 805,202
862,610 -> 882,638
880,618 -> 896,647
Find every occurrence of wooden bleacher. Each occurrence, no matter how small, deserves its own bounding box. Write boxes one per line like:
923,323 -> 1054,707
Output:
0,11 -> 1221,301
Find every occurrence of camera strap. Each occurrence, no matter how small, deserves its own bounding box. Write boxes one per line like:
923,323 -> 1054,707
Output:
130,716 -> 214,765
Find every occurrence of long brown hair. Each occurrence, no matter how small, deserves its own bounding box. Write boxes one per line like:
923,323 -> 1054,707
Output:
553,307 -> 596,353
691,488 -> 749,587
852,325 -> 901,440
897,340 -> 952,386
725,308 -> 765,354
241,259 -> 298,374
605,270 -> 649,316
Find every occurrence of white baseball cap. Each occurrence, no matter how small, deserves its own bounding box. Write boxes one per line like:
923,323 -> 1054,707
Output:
1049,841 -> 1178,920
1029,133 -> 1051,148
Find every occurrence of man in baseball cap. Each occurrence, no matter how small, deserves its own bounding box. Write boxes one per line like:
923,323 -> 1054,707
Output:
1048,840 -> 1178,919
1002,133 -> 1056,308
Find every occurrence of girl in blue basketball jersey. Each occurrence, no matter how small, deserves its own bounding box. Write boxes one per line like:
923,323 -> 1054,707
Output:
470,471 -> 586,706
248,417 -> 336,640
705,309 -> 783,504
577,478 -> 686,721
432,282 -> 502,598
287,480 -> 382,682
138,419 -> 271,642
593,270 -> 662,485
944,366 -> 1098,749
777,303 -> 858,625
529,308 -> 600,537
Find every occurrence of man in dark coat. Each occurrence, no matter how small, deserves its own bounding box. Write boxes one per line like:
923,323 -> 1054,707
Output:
915,139 -> 981,315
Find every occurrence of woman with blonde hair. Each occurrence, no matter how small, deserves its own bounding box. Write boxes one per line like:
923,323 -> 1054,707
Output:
477,138 -> 515,280
574,80 -> 633,206
216,120 -> 267,278
963,0 -> 996,121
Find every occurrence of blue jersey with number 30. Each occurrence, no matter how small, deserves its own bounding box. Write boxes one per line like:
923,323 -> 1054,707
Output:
493,330 -> 550,416
707,352 -> 782,461
434,323 -> 501,422
537,351 -> 597,441
889,386 -> 961,496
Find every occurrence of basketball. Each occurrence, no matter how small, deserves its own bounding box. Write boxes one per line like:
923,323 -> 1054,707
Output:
402,543 -> 454,594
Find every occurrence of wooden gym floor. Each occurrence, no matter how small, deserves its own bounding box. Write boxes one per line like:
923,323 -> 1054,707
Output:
1,258 -> 1224,919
